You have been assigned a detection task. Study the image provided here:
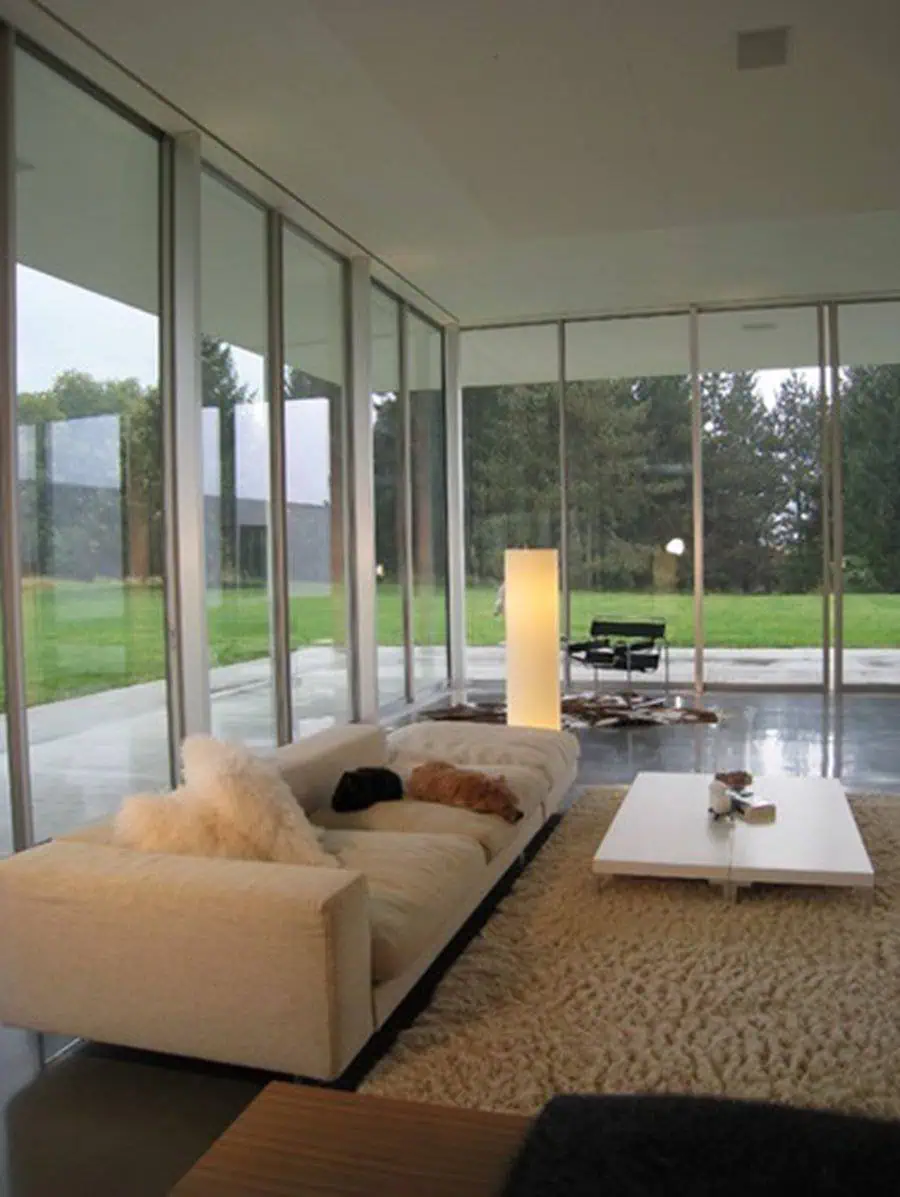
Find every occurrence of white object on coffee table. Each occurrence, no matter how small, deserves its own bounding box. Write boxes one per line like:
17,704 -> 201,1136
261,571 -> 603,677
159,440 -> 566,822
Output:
593,772 -> 874,902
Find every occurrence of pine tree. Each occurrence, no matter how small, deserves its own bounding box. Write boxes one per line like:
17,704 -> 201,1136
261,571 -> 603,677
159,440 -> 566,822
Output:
702,371 -> 781,593
771,371 -> 821,592
842,364 -> 900,592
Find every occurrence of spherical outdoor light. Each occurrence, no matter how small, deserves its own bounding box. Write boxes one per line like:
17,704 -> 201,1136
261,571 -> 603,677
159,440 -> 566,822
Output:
665,537 -> 686,557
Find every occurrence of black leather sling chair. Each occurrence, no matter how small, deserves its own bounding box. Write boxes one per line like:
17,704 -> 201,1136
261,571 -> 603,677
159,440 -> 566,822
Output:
567,619 -> 669,696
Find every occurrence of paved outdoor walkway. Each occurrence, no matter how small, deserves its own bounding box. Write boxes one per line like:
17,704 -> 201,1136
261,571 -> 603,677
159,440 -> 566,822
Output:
470,646 -> 900,688
1,646 -> 898,854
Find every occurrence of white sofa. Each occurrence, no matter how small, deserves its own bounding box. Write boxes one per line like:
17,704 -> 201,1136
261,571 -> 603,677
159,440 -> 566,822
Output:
0,721 -> 578,1080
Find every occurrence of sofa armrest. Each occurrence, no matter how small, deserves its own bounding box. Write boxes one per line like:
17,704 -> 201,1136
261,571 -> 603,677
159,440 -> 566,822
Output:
0,841 -> 374,1080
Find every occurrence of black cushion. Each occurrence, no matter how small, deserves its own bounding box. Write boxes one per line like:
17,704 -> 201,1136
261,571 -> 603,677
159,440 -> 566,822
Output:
501,1094 -> 900,1197
331,767 -> 404,813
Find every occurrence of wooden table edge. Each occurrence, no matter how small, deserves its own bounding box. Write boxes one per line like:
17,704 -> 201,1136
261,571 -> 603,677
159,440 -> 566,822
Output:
171,1081 -> 533,1197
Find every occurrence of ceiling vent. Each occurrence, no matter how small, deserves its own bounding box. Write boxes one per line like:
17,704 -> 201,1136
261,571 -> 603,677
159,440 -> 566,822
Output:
741,320 -> 778,332
736,26 -> 790,70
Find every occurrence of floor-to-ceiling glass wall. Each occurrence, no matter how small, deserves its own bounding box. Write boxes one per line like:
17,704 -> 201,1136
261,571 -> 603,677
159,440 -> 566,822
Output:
0,574 -> 9,856
200,173 -> 275,745
0,36 -> 461,862
371,286 -> 406,707
461,324 -> 561,687
699,308 -> 824,689
15,48 -> 169,840
408,313 -> 448,692
565,316 -> 693,690
282,227 -> 350,735
835,301 -> 900,689
462,310 -> 835,695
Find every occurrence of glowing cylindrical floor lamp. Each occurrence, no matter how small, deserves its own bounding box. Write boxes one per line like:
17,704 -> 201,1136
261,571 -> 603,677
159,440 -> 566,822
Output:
505,548 -> 560,730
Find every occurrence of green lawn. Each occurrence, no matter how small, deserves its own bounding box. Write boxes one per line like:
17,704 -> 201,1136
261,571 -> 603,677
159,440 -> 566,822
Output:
469,588 -> 900,649
2,581 -> 898,708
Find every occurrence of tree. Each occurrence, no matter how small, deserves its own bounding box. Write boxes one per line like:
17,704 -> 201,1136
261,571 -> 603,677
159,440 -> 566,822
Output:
841,364 -> 900,592
632,373 -> 694,591
373,391 -> 403,579
18,370 -> 161,582
771,371 -> 821,592
463,383 -> 560,585
702,371 -> 782,593
17,341 -> 252,587
566,376 -> 652,590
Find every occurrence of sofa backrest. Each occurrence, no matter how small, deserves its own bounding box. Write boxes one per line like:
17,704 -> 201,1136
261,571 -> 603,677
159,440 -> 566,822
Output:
57,725 -> 390,848
274,723 -> 388,813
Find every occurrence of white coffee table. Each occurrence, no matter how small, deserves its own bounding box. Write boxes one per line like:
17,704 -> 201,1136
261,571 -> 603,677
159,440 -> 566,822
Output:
592,772 -> 875,902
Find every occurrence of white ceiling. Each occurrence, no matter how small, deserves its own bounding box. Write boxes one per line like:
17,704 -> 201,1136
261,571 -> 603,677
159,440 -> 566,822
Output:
10,0 -> 900,330
462,303 -> 900,385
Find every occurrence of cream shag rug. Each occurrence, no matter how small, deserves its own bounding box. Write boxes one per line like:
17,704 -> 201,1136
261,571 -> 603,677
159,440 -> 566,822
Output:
361,787 -> 900,1119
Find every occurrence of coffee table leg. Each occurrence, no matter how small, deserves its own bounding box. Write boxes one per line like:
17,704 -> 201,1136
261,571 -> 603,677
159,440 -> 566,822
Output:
721,881 -> 738,904
597,874 -> 615,891
858,884 -> 875,910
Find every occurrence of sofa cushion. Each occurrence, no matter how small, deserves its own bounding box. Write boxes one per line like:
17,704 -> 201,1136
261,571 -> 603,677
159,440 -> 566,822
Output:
388,722 -> 579,795
273,726 -> 388,814
313,800 -> 517,861
321,829 -> 486,983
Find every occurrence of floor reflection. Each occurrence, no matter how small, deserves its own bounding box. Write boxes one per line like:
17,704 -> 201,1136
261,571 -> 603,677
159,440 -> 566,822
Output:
559,691 -> 900,795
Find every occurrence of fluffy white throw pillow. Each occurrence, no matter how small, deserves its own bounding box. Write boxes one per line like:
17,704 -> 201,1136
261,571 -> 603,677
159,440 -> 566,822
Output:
113,735 -> 341,868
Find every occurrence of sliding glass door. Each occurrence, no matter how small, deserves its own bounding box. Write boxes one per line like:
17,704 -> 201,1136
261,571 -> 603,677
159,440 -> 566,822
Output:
698,308 -> 826,689
408,314 -> 449,694
0,568 -> 9,856
200,173 -> 275,745
282,227 -> 350,735
835,302 -> 900,690
462,325 -> 560,690
459,303 -> 899,696
16,49 -> 170,839
565,316 -> 692,690
371,286 -> 406,708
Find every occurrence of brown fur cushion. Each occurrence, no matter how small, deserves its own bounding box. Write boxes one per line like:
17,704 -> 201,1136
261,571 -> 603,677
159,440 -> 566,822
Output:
406,761 -> 524,824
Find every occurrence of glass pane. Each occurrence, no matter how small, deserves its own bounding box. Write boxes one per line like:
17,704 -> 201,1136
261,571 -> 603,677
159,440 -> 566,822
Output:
371,287 -> 406,708
566,316 -> 692,690
200,174 -> 274,745
16,49 -> 168,841
700,308 -> 823,689
462,325 -> 560,690
408,315 -> 448,693
0,562 -> 8,855
283,230 -> 349,735
838,302 -> 900,688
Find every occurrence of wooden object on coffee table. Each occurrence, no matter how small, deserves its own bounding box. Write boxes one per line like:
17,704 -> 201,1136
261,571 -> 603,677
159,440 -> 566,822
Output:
170,1081 -> 531,1197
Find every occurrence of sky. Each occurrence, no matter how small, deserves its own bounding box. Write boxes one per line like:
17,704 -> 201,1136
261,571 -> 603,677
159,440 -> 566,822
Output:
747,367 -> 818,407
17,266 -> 332,504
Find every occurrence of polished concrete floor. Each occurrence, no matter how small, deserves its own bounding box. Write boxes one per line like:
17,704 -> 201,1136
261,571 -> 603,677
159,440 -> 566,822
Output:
4,644 -> 898,854
573,691 -> 900,795
2,692 -> 900,1195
